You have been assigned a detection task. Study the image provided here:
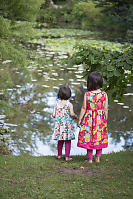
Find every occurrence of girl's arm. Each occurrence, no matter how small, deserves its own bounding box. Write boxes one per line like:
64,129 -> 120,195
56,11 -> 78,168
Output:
69,103 -> 78,119
104,92 -> 108,119
52,106 -> 56,118
78,93 -> 87,126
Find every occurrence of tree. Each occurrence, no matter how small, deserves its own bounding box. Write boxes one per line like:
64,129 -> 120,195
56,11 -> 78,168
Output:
93,0 -> 133,33
0,0 -> 44,21
0,0 -> 44,67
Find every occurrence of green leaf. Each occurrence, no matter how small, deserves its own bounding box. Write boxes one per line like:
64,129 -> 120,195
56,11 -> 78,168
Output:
114,70 -> 121,77
107,72 -> 114,78
107,65 -> 114,71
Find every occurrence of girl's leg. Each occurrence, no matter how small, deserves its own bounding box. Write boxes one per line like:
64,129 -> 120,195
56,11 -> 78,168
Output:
65,140 -> 71,160
96,149 -> 102,157
95,149 -> 102,163
87,149 -> 93,163
57,140 -> 64,159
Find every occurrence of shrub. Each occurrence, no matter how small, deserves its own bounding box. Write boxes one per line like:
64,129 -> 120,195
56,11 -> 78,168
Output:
68,41 -> 133,99
72,1 -> 103,29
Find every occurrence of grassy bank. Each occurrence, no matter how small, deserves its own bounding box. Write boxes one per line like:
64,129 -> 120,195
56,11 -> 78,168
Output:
0,151 -> 133,199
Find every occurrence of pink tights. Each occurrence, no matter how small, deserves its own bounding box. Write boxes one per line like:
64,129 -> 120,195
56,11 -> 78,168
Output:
87,149 -> 102,161
57,140 -> 71,158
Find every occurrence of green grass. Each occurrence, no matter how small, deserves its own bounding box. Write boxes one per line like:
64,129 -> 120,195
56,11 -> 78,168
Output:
0,151 -> 133,199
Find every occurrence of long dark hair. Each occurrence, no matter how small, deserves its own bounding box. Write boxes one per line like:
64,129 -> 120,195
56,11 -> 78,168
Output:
87,71 -> 103,91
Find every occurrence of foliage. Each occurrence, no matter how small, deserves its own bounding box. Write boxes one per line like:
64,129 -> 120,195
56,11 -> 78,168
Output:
0,125 -> 15,154
0,0 -> 44,21
38,2 -> 73,25
93,0 -> 133,33
93,0 -> 132,18
38,0 -> 104,28
38,0 -> 126,39
68,41 -> 133,99
0,38 -> 28,67
0,151 -> 133,198
72,1 -> 103,29
0,0 -> 44,67
0,16 -> 10,37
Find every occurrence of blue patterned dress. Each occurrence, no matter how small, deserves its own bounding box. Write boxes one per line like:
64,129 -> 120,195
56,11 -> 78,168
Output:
52,101 -> 75,140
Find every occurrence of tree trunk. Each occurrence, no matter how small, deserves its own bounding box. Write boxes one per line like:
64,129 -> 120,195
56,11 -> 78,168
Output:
48,0 -> 65,9
66,0 -> 72,5
41,0 -> 72,9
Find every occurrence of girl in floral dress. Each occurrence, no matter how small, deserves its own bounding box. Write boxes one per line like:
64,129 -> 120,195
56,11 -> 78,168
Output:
77,72 -> 108,163
52,86 -> 77,161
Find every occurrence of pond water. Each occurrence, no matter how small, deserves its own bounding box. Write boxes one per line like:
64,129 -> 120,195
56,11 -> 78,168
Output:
0,29 -> 133,156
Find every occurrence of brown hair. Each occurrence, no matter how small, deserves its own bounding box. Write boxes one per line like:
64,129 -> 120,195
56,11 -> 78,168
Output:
87,71 -> 103,91
57,86 -> 71,100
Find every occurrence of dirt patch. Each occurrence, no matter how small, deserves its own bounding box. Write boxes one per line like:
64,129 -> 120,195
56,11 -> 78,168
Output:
58,167 -> 94,176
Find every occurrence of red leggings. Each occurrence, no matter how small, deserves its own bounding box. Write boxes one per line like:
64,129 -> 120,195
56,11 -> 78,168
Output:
87,149 -> 102,161
57,140 -> 71,158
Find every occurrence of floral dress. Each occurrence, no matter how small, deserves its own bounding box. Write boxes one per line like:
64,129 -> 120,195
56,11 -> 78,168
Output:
77,91 -> 108,150
52,101 -> 75,141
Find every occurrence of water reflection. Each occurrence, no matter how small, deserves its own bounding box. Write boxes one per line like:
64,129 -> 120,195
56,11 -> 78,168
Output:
0,34 -> 132,156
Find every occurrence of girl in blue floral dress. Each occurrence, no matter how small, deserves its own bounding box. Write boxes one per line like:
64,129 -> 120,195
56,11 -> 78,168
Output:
52,86 -> 77,161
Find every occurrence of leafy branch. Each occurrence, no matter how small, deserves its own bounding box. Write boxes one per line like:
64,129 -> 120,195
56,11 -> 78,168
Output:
68,42 -> 133,99
0,125 -> 15,155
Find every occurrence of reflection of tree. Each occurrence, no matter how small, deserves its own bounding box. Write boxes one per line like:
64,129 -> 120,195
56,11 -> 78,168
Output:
71,85 -> 86,116
8,86 -> 54,155
124,133 -> 133,150
107,85 -> 133,150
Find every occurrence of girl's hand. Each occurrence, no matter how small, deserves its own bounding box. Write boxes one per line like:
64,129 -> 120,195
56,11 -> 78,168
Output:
72,114 -> 78,120
69,103 -> 78,120
52,106 -> 56,118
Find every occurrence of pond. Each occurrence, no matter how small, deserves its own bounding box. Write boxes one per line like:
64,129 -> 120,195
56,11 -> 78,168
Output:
0,28 -> 133,156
